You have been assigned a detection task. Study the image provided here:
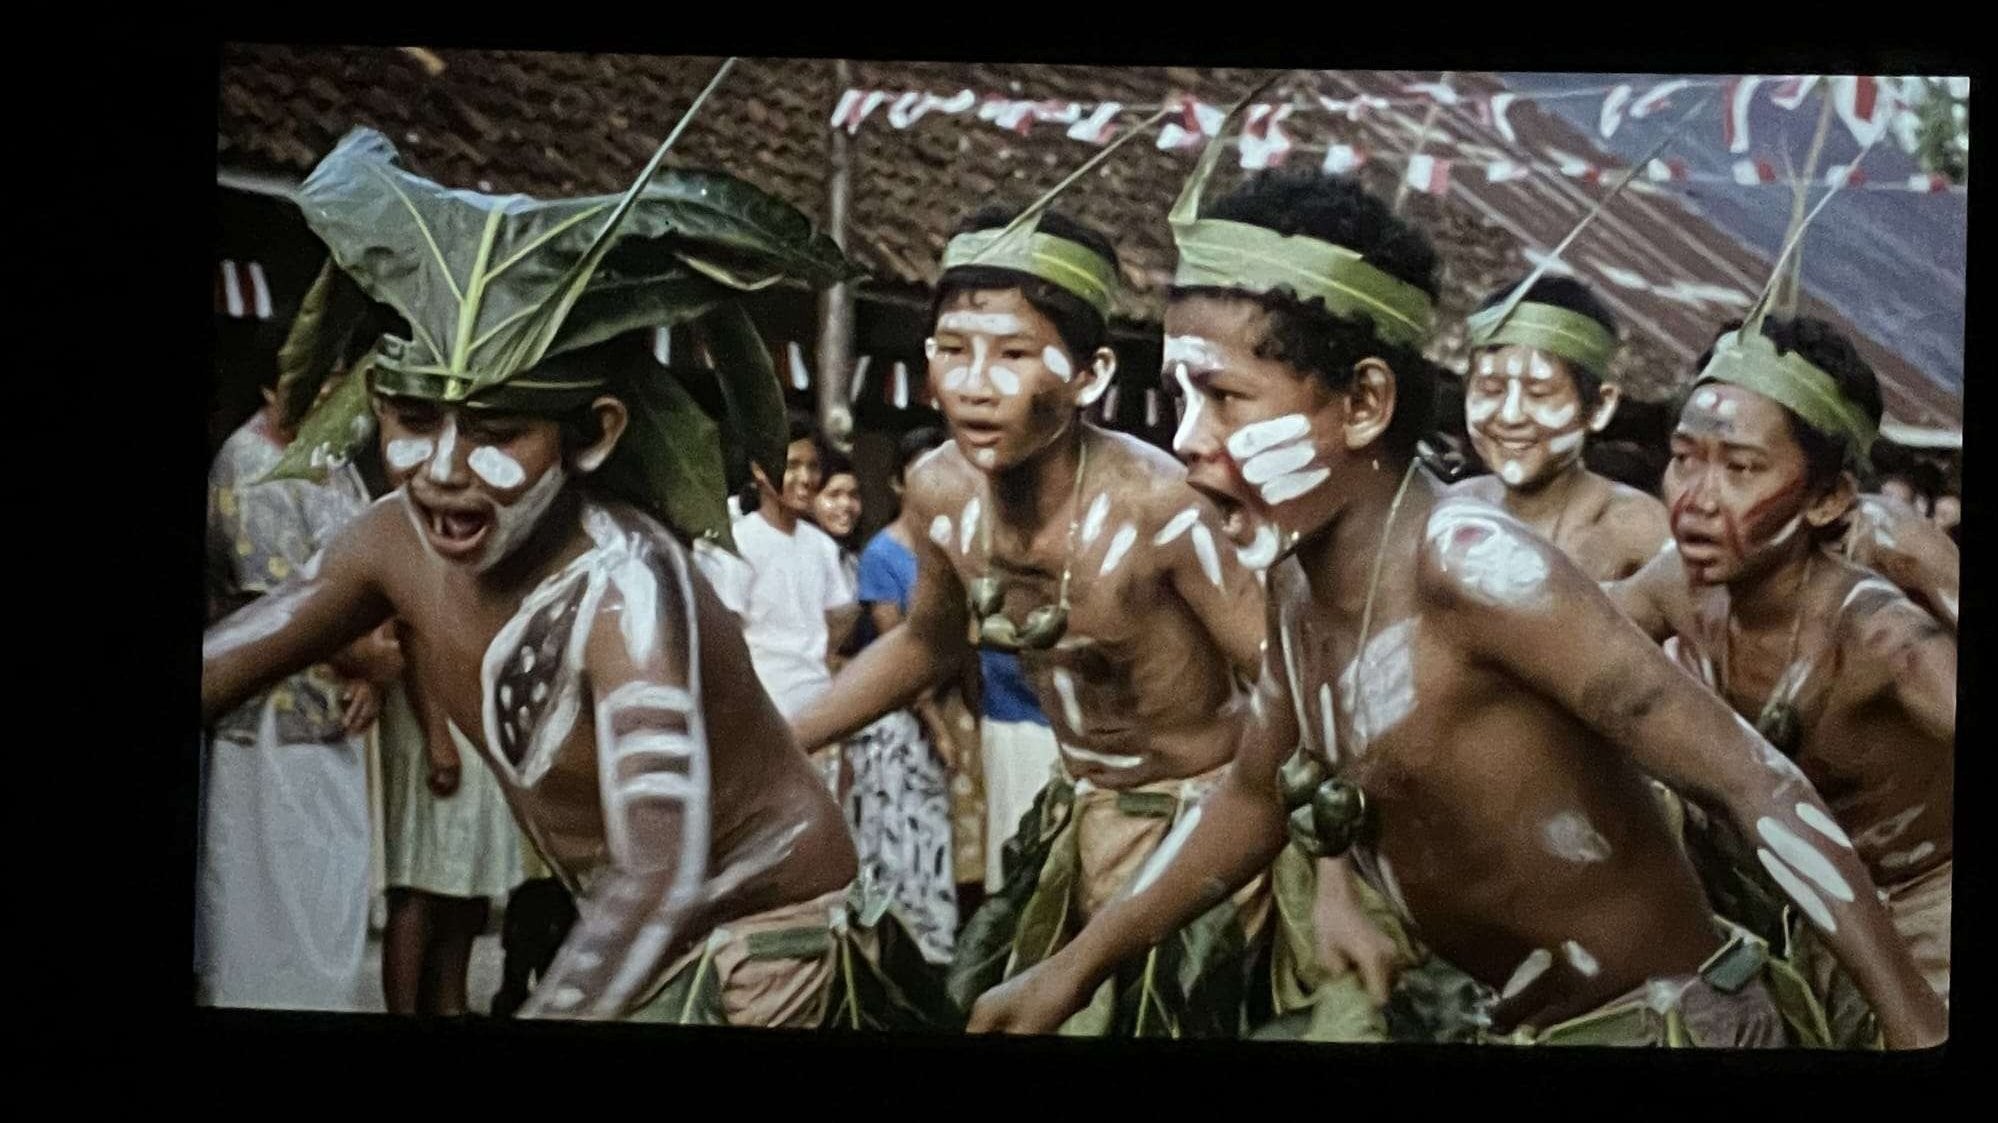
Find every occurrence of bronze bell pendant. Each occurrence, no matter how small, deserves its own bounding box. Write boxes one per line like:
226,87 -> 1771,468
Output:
979,614 -> 1021,650
969,576 -> 1005,617
1016,604 -> 1069,650
1280,752 -> 1326,810
1287,804 -> 1327,858
1310,777 -> 1372,858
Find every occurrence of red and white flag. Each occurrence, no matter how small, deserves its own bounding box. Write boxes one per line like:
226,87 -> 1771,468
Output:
1239,104 -> 1296,170
848,355 -> 871,403
1732,158 -> 1778,185
891,360 -> 910,410
1770,75 -> 1822,110
1646,157 -> 1690,182
1629,79 -> 1691,119
1406,80 -> 1460,105
1480,92 -> 1520,146
1723,76 -> 1763,154
1832,76 -> 1892,146
653,326 -> 672,366
1907,172 -> 1951,194
1067,101 -> 1123,144
1405,153 -> 1451,196
1485,159 -> 1531,184
1599,83 -> 1635,138
786,342 -> 812,392
1323,143 -> 1368,175
1825,163 -> 1868,188
830,89 -> 892,134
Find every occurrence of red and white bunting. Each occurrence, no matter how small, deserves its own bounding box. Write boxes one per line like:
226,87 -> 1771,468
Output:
1825,163 -> 1868,188
1480,92 -> 1520,145
1405,153 -> 1451,196
830,89 -> 893,134
1723,76 -> 1763,154
1732,157 -> 1779,185
1323,143 -> 1368,175
978,96 -> 1038,135
1646,157 -> 1690,182
1405,80 -> 1459,105
1908,172 -> 1951,194
1769,75 -> 1822,111
1067,101 -> 1123,144
216,260 -> 273,320
1832,76 -> 1892,147
1485,158 -> 1531,184
1239,103 -> 1296,170
1629,79 -> 1691,119
1598,83 -> 1634,138
1547,149 -> 1601,184
1317,94 -> 1388,120
1157,95 -> 1224,151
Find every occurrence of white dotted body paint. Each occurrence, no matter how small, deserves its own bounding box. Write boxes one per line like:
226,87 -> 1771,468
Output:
1880,840 -> 1937,870
1716,398 -> 1739,420
1693,387 -> 1721,411
1100,523 -> 1138,576
1081,493 -> 1110,546
973,448 -> 998,467
1427,506 -> 1551,607
1758,848 -> 1836,933
960,497 -> 981,555
1190,523 -> 1223,588
1502,948 -> 1553,999
1154,506 -> 1201,546
1130,803 -> 1203,896
385,436 -> 435,471
469,445 -> 527,489
1562,940 -> 1601,977
1235,523 -> 1282,571
1337,618 -> 1417,747
1042,346 -> 1074,382
428,416 -> 459,483
1795,803 -> 1854,849
1505,353 -> 1525,377
1060,743 -> 1144,771
1541,811 -> 1613,864
1052,667 -> 1087,732
929,515 -> 953,547
1317,682 -> 1338,762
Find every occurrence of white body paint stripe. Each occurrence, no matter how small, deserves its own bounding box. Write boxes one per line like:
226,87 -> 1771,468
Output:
1502,948 -> 1553,998
1190,524 -> 1224,588
930,515 -> 953,547
1154,506 -> 1201,545
1261,468 -> 1331,506
1758,817 -> 1856,901
1081,493 -> 1111,546
1562,940 -> 1601,977
961,498 -> 982,555
1100,524 -> 1138,576
1129,804 -> 1202,896
1059,743 -> 1144,770
1758,848 -> 1837,933
1241,442 -> 1315,485
600,682 -> 697,714
1052,668 -> 1086,732
1795,803 -> 1854,849
469,445 -> 527,489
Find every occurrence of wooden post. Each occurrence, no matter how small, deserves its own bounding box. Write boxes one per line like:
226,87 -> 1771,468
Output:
816,58 -> 857,449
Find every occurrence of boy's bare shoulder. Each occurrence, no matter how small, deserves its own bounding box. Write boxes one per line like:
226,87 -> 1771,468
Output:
1415,494 -> 1567,613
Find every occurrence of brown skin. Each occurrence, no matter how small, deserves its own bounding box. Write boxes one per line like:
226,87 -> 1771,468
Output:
815,471 -> 862,543
1452,343 -> 1667,582
969,295 -> 1946,1048
1609,385 -> 1954,904
203,391 -> 855,1020
1840,492 -> 1958,633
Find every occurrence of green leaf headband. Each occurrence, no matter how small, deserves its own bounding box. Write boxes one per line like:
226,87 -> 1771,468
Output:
1463,300 -> 1618,379
940,103 -> 1177,320
1168,75 -> 1434,351
1695,126 -> 1887,459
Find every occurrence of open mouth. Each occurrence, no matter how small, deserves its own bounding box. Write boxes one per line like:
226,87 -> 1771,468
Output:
417,499 -> 494,560
954,421 -> 1005,447
1189,480 -> 1255,545
1673,529 -> 1725,564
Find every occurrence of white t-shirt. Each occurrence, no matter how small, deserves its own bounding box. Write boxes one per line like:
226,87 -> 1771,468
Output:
732,510 -> 856,719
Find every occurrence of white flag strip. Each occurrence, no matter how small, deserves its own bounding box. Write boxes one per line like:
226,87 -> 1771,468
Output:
1405,153 -> 1450,195
1833,76 -> 1892,146
1486,159 -> 1530,184
849,355 -> 872,403
247,261 -> 273,320
653,326 -> 671,366
892,360 -> 910,409
1725,76 -> 1763,153
1770,75 -> 1822,110
1323,143 -> 1367,175
1630,79 -> 1691,119
787,341 -> 811,391
220,259 -> 245,318
1488,92 -> 1519,145
1239,104 -> 1295,170
1598,83 -> 1634,138
1067,101 -> 1123,144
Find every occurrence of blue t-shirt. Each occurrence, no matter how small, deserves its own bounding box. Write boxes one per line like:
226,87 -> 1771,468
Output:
855,529 -> 1049,726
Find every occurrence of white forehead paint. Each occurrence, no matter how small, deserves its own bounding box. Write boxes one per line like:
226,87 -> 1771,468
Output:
1541,811 -> 1613,864
1317,682 -> 1338,762
960,497 -> 981,554
1880,840 -> 1937,870
1235,523 -> 1281,571
1190,523 -> 1224,588
385,436 -> 434,471
1060,743 -> 1145,770
1172,363 -> 1205,454
1100,523 -> 1138,576
1042,346 -> 1074,382
428,415 -> 460,483
1528,351 -> 1556,381
937,311 -> 1028,337
1505,353 -> 1525,377
1795,803 -> 1854,849
1499,461 -> 1527,485
989,366 -> 1021,396
469,445 -> 527,490
1715,398 -> 1739,420
1227,414 -> 1311,459
929,515 -> 953,547
1758,848 -> 1837,934
1081,493 -> 1110,546
1427,506 -> 1550,607
1130,803 -> 1203,896
1545,429 -> 1586,456
1154,506 -> 1201,546
1051,667 -> 1087,732
1163,335 -> 1223,369
1477,353 -> 1498,376
1501,948 -> 1553,999
1693,387 -> 1721,411
1337,618 -> 1417,747
1562,940 -> 1601,977
1465,396 -> 1500,426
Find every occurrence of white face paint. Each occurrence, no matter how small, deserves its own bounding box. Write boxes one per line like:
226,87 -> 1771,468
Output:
1080,493 -> 1111,546
1765,514 -> 1805,550
1795,803 -> 1854,849
474,464 -> 567,574
1099,523 -> 1138,576
1042,346 -> 1074,382
1190,523 -> 1224,588
929,515 -> 953,547
1499,461 -> 1526,485
1758,848 -> 1837,933
1426,506 -> 1551,608
1477,353 -> 1498,376
428,415 -> 460,483
1562,940 -> 1601,977
1225,414 -> 1327,508
1505,353 -> 1525,377
1693,388 -> 1721,411
923,337 -> 939,360
938,311 -> 1028,337
973,448 -> 998,467
960,497 -> 981,555
1465,396 -> 1500,426
1130,803 -> 1203,896
385,436 -> 435,471
1235,523 -> 1282,571
1540,811 -> 1613,864
1060,743 -> 1144,771
1337,618 -> 1417,747
1051,667 -> 1086,733
1715,398 -> 1739,420
988,365 -> 1021,396
469,445 -> 527,490
1528,351 -> 1556,381
1545,429 -> 1585,456
1501,948 -> 1553,999
1154,506 -> 1201,546
1171,363 -> 1205,455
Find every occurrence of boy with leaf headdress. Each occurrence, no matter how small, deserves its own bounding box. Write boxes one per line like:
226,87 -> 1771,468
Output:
202,70 -> 952,1028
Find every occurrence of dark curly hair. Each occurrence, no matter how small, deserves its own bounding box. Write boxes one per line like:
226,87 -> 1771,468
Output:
895,425 -> 949,482
1168,169 -> 1442,458
932,206 -> 1121,362
1691,315 -> 1883,494
1473,273 -> 1620,406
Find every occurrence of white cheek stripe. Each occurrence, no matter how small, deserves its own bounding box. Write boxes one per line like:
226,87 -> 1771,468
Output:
1042,346 -> 1074,382
1261,468 -> 1331,506
1241,442 -> 1315,485
989,366 -> 1021,396
1172,363 -> 1204,453
1227,414 -> 1311,459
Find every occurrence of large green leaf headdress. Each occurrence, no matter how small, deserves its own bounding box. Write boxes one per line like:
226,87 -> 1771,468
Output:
1464,95 -> 1715,380
1694,131 -> 1887,461
265,60 -> 862,547
1168,76 -> 1435,351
